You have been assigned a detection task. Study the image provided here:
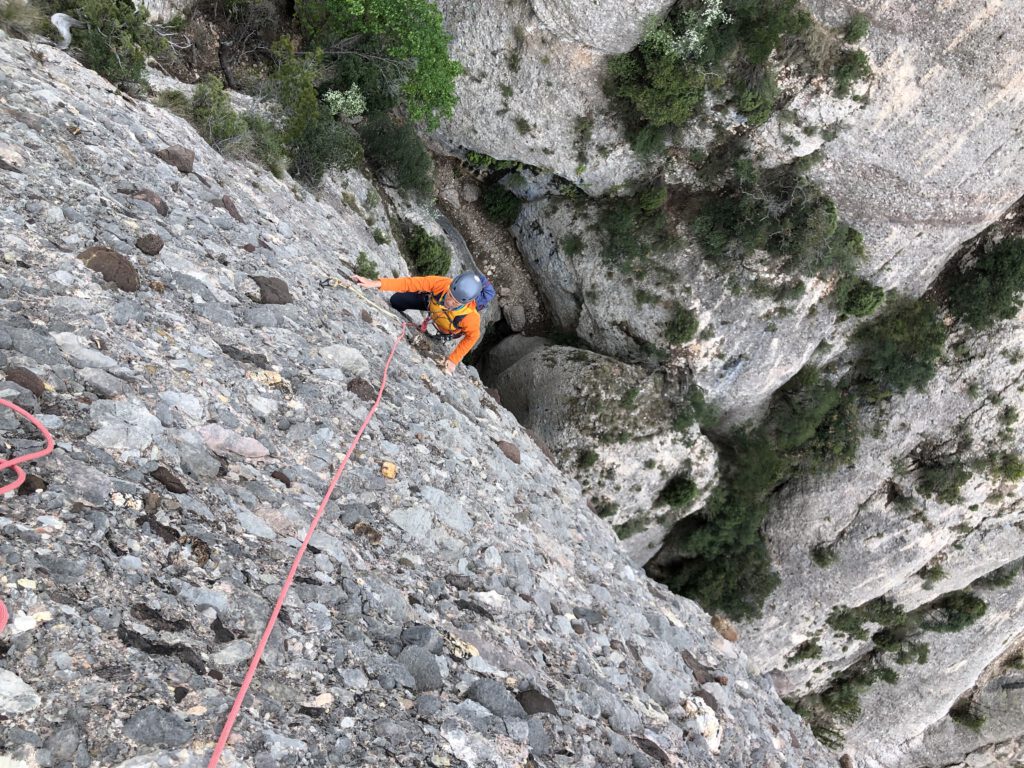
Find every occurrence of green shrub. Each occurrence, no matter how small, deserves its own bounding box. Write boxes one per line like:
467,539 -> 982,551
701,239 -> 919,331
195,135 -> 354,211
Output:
406,225 -> 450,275
615,516 -> 648,539
598,183 -> 674,270
836,277 -> 885,317
948,238 -> 1024,329
1,0 -> 45,40
834,48 -> 872,97
811,543 -> 836,567
787,638 -> 822,664
692,153 -> 864,280
916,461 -> 970,504
154,89 -> 192,119
293,0 -> 460,127
950,702 -> 985,732
918,562 -> 947,589
734,66 -> 779,126
975,560 -> 1022,588
853,297 -> 947,395
665,304 -> 699,344
562,233 -> 585,257
356,251 -> 379,280
921,590 -> 986,632
243,113 -> 287,176
191,77 -> 248,152
56,0 -> 163,87
843,12 -> 870,43
481,182 -> 523,227
828,598 -> 906,640
360,112 -> 434,198
657,474 -> 698,509
578,448 -> 599,469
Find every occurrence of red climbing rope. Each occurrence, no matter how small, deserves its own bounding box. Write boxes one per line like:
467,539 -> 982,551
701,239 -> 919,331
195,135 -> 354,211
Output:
0,396 -> 56,634
207,323 -> 409,768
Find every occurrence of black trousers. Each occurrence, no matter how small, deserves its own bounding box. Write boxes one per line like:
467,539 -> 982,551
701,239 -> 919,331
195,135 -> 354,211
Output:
389,292 -> 429,313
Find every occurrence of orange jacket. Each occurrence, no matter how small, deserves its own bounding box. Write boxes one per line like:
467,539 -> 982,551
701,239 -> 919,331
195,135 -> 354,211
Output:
379,276 -> 482,366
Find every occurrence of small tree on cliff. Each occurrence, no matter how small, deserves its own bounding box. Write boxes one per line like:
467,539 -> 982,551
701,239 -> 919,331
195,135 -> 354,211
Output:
293,0 -> 462,128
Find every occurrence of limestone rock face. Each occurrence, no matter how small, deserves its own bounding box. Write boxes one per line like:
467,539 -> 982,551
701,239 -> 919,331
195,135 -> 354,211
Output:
434,0 -> 646,193
488,337 -> 717,564
511,198 -> 840,422
530,0 -> 675,53
0,33 -> 831,768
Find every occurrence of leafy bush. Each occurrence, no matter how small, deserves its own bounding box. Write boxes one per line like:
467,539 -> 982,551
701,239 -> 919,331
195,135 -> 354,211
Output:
843,12 -> 870,43
191,77 -> 248,152
827,598 -> 906,640
0,0 -> 44,39
734,65 -> 779,126
243,112 -> 287,177
836,277 -> 885,317
562,233 -> 585,257
355,251 -> 379,280
405,225 -> 450,275
657,473 -> 698,509
950,702 -> 985,732
359,112 -> 434,198
578,448 -> 599,469
833,48 -> 872,97
153,89 -> 192,119
665,304 -> 699,344
920,590 -> 986,632
481,181 -> 523,227
948,238 -> 1024,329
322,84 -> 366,118
56,0 -> 163,87
598,183 -> 674,270
853,297 -> 946,395
916,460 -> 970,504
693,152 -> 864,280
293,0 -> 461,127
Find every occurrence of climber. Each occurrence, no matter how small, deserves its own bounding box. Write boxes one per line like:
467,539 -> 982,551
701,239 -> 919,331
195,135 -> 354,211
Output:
352,272 -> 492,373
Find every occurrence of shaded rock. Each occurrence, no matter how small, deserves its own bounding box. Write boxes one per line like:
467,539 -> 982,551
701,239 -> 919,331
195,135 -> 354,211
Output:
5,366 -> 45,398
17,473 -> 47,496
78,245 -> 140,292
250,275 -> 293,305
130,189 -> 169,216
0,669 -> 41,714
0,144 -> 26,173
496,440 -> 520,465
397,645 -> 443,691
150,466 -> 187,494
80,367 -> 128,398
155,145 -> 195,174
135,234 -> 165,255
122,706 -> 192,747
517,689 -> 557,716
270,470 -> 291,487
400,624 -> 444,654
466,679 -> 526,720
503,303 -> 527,333
221,195 -> 245,223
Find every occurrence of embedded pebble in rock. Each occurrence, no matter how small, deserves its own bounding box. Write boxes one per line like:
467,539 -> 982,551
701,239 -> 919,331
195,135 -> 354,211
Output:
250,275 -> 293,305
136,233 -> 165,255
130,188 -> 170,216
495,440 -> 520,464
220,194 -> 245,223
0,35 -> 834,768
198,423 -> 270,458
78,245 -> 140,292
4,366 -> 45,398
155,145 -> 195,174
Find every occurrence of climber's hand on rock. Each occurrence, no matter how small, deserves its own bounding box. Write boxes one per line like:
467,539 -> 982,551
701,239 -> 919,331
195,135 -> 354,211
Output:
443,359 -> 457,375
353,275 -> 381,289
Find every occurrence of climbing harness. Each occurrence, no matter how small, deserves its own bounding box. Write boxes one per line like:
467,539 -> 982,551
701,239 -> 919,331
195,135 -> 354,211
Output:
0,397 -> 56,634
207,322 -> 409,768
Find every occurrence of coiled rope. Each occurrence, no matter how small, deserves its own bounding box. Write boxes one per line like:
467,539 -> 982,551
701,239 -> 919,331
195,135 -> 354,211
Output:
0,396 -> 56,634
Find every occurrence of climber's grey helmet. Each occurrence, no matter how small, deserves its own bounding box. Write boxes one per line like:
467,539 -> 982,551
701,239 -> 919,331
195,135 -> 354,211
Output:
450,272 -> 483,304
